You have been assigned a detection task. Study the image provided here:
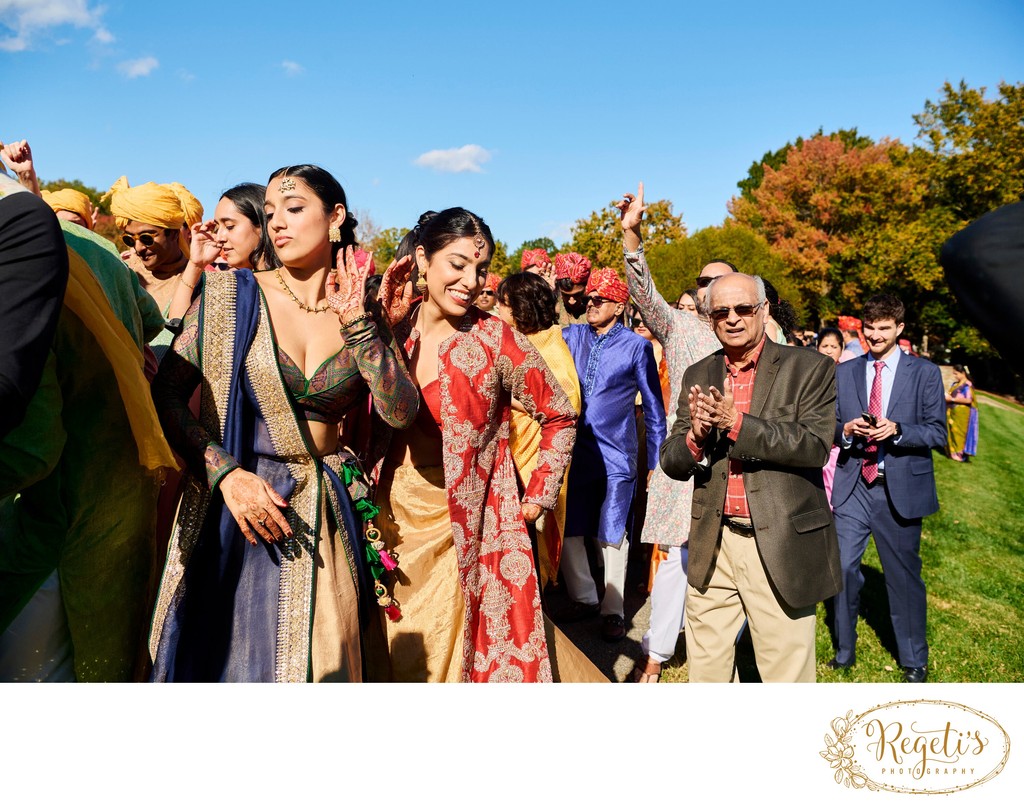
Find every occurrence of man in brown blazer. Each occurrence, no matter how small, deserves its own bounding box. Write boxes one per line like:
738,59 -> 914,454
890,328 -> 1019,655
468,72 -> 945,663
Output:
660,273 -> 841,682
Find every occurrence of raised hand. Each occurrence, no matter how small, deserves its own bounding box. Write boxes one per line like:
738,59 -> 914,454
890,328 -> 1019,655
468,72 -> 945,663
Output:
525,258 -> 556,289
377,254 -> 415,325
327,245 -> 375,323
0,139 -> 40,195
0,139 -> 34,175
614,182 -> 647,252
701,375 -> 738,432
220,468 -> 293,546
190,219 -> 222,268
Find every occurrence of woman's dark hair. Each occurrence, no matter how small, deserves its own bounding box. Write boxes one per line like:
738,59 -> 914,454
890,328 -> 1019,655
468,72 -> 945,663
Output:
220,182 -> 278,271
762,278 -> 799,337
413,207 -> 494,262
952,363 -> 972,380
267,164 -> 358,264
496,272 -> 556,335
817,326 -> 843,348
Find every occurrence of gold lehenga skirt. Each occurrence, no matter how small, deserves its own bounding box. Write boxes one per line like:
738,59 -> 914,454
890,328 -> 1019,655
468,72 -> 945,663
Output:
374,463 -> 607,683
311,496 -> 363,682
375,464 -> 465,682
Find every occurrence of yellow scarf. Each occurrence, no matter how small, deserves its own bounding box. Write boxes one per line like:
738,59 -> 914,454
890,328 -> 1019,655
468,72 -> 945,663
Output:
64,245 -> 179,473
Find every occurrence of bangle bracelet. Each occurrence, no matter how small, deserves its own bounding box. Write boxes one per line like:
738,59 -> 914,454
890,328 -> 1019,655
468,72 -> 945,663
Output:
339,312 -> 372,331
180,276 -> 196,290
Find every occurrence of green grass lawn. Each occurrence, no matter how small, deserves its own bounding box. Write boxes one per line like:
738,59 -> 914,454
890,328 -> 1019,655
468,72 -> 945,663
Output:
662,392 -> 1024,683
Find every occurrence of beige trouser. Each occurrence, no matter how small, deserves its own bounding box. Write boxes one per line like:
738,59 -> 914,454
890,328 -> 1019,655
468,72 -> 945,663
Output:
685,522 -> 816,683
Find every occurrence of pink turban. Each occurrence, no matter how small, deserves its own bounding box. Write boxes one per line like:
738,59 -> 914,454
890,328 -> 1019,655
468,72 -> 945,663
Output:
484,272 -> 501,292
521,248 -> 551,270
353,248 -> 376,274
585,267 -> 629,304
554,252 -> 592,285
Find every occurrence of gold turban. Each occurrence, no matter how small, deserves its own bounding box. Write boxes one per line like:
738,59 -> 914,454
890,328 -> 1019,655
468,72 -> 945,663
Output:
42,188 -> 95,229
104,175 -> 191,257
164,182 -> 204,227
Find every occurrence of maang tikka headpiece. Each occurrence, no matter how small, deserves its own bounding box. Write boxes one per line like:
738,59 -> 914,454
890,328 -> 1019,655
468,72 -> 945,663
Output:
279,177 -> 296,192
473,236 -> 485,258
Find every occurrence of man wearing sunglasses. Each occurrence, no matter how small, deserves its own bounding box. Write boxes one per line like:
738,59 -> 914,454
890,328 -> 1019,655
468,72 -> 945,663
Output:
660,272 -> 840,682
106,176 -> 200,363
559,267 -> 666,642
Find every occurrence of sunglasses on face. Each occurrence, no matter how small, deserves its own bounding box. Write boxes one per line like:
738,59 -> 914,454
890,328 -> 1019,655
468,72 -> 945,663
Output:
121,232 -> 160,249
478,290 -> 495,296
586,295 -> 614,307
709,302 -> 764,322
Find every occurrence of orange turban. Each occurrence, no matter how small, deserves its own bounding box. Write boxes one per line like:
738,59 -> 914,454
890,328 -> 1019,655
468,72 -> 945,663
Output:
554,252 -> 591,284
837,315 -> 862,331
521,248 -> 550,270
42,188 -> 94,229
484,272 -> 500,292
585,267 -> 629,303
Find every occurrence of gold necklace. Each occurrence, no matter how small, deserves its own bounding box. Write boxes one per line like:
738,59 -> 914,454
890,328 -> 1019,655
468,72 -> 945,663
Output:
275,269 -> 331,313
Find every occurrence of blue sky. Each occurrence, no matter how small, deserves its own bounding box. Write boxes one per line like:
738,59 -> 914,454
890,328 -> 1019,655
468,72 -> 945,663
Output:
2,0 -> 1022,249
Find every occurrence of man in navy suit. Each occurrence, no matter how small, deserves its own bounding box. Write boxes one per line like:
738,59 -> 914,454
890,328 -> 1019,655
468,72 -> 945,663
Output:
830,294 -> 945,683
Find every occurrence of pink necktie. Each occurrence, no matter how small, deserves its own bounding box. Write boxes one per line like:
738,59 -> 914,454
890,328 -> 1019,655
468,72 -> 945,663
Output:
862,360 -> 885,483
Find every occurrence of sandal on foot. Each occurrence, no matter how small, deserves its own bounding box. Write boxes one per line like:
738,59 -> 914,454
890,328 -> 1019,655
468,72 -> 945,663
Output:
629,659 -> 662,683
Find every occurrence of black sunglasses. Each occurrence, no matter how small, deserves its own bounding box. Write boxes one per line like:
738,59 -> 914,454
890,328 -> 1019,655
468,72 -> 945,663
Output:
121,232 -> 160,249
708,302 -> 764,322
585,295 -> 614,307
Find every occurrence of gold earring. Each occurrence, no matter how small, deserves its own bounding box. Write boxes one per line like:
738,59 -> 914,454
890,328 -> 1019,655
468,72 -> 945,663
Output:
328,225 -> 341,243
416,273 -> 427,293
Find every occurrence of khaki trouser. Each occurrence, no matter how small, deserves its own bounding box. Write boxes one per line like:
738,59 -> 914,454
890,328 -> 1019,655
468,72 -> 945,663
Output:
685,521 -> 816,683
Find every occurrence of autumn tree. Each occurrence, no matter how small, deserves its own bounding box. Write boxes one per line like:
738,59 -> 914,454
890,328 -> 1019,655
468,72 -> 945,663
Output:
567,198 -> 685,269
729,133 -> 958,330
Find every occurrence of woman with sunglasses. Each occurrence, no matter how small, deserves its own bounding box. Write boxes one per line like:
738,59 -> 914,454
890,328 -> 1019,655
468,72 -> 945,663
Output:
371,208 -> 577,682
149,164 -> 419,682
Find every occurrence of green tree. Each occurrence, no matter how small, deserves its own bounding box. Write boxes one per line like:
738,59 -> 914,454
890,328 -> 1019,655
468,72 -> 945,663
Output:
490,240 -> 512,277
363,226 -> 409,267
914,80 -> 1024,222
646,224 -> 804,322
567,198 -> 685,269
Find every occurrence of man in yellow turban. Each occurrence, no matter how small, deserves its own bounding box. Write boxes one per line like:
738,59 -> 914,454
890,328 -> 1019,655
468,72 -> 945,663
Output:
41,188 -> 95,230
104,176 -> 203,362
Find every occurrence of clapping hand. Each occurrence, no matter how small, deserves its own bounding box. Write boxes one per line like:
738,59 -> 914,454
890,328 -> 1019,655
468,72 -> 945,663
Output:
327,245 -> 375,323
688,384 -> 712,446
377,254 -> 415,325
701,376 -> 738,432
0,139 -> 33,175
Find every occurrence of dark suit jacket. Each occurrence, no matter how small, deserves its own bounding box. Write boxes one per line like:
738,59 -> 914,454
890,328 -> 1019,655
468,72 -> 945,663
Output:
831,352 -> 946,520
660,339 -> 841,609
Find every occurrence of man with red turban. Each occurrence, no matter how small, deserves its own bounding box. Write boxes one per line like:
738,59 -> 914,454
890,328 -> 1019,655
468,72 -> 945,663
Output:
558,266 -> 666,641
838,315 -> 866,361
554,251 -> 592,326
475,271 -> 500,313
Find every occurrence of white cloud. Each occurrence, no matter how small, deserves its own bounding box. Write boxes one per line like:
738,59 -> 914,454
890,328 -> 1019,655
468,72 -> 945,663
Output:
414,144 -> 492,174
281,60 -> 304,77
93,26 -> 114,44
544,221 -> 574,245
0,0 -> 109,51
118,56 -> 158,78
177,68 -> 196,82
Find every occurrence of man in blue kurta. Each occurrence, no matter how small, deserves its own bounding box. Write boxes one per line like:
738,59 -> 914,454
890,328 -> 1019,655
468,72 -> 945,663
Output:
561,267 -> 666,642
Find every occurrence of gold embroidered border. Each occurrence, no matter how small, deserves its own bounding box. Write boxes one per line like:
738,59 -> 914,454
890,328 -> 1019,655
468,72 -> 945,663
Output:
149,273 -> 237,661
245,293 -> 319,683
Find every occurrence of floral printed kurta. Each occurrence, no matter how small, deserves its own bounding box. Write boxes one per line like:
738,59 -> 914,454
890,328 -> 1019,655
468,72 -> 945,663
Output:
624,244 -> 721,547
387,308 -> 577,682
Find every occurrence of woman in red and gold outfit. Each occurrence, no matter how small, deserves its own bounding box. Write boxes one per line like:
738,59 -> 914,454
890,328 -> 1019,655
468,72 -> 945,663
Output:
373,208 -> 577,682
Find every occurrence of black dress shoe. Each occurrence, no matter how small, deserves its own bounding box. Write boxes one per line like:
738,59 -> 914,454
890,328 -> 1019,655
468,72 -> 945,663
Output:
601,614 -> 626,642
553,600 -> 600,623
827,657 -> 853,671
903,666 -> 928,683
